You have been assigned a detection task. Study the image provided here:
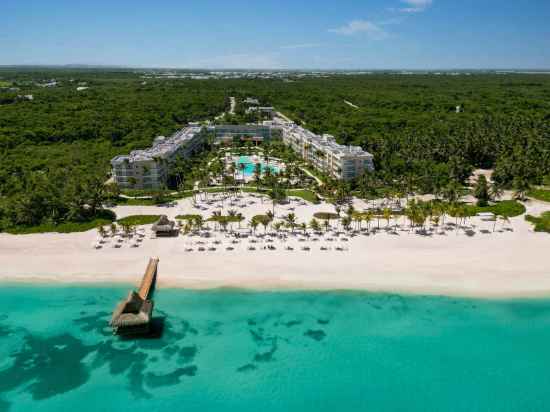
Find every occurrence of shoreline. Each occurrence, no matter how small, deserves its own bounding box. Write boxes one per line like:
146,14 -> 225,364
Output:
3,272 -> 550,300
1,194 -> 549,301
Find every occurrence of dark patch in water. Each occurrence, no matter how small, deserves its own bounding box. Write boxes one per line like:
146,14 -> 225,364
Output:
150,356 -> 159,363
304,330 -> 326,341
317,319 -> 330,325
237,363 -> 257,373
128,360 -> 151,399
0,398 -> 11,412
92,341 -> 145,376
178,346 -> 197,364
284,320 -> 302,328
73,311 -> 111,336
181,320 -> 199,337
254,339 -> 278,362
247,319 -> 257,326
144,366 -> 197,388
0,333 -> 96,400
0,323 -> 12,337
162,345 -> 179,359
250,329 -> 265,343
204,321 -> 223,336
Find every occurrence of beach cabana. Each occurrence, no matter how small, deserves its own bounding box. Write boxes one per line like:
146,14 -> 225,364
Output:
152,215 -> 178,237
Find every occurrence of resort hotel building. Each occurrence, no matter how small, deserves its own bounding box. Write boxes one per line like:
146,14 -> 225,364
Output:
111,126 -> 206,189
278,119 -> 374,181
111,110 -> 374,189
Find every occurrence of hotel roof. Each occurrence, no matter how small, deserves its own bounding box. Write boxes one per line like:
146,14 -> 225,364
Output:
112,126 -> 203,164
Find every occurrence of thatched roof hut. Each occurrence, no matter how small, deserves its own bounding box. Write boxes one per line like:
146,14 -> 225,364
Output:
110,291 -> 153,335
152,215 -> 177,236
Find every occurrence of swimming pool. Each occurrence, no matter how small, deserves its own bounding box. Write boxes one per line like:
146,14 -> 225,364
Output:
234,155 -> 279,177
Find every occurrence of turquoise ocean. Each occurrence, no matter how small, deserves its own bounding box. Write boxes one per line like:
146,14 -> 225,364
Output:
1,284 -> 550,411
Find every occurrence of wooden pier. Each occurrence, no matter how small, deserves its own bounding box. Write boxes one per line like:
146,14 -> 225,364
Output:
110,257 -> 159,336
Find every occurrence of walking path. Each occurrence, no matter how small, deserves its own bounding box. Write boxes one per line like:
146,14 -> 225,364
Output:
344,100 -> 359,109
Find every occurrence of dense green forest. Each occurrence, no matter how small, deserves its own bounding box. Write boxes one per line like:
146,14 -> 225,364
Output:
1,68 -> 549,231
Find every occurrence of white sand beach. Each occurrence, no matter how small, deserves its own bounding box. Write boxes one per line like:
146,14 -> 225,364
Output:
1,194 -> 549,298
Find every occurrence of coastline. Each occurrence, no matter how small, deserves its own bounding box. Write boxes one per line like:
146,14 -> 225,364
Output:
1,196 -> 549,300
3,275 -> 550,300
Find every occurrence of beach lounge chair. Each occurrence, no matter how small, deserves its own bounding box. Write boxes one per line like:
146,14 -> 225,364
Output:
301,246 -> 311,251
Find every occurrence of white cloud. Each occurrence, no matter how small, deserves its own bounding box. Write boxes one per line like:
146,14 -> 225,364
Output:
397,0 -> 433,12
280,43 -> 321,50
328,20 -> 387,39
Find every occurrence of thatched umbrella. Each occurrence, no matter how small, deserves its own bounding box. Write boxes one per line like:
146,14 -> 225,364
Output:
152,215 -> 177,236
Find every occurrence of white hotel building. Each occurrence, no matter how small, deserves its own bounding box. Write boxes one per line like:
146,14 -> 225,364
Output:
278,119 -> 374,181
111,126 -> 206,189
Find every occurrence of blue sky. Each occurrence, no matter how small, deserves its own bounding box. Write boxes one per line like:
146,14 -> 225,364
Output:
2,0 -> 549,69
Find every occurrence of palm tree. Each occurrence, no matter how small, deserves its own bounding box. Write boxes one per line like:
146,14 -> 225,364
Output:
299,222 -> 308,235
512,176 -> 530,201
250,219 -> 259,234
97,224 -> 107,238
341,216 -> 352,232
285,213 -> 297,233
364,211 -> 374,233
236,213 -> 244,229
268,186 -> 285,215
490,181 -> 504,201
352,212 -> 362,230
443,180 -> 461,203
253,163 -> 262,188
228,209 -> 238,231
266,210 -> 274,229
309,218 -> 321,233
110,223 -> 118,237
273,221 -> 283,235
383,207 -> 392,230
195,215 -> 204,232
238,162 -> 246,189
210,211 -> 222,231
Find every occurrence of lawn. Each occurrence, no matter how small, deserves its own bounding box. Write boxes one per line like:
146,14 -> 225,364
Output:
287,189 -> 319,203
4,218 -> 114,235
525,212 -> 550,233
462,200 -> 526,218
0,81 -> 11,87
116,215 -> 161,226
528,189 -> 550,202
3,210 -> 116,234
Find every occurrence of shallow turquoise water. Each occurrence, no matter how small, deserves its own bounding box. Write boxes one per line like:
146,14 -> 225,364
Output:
1,285 -> 550,411
235,155 -> 279,176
